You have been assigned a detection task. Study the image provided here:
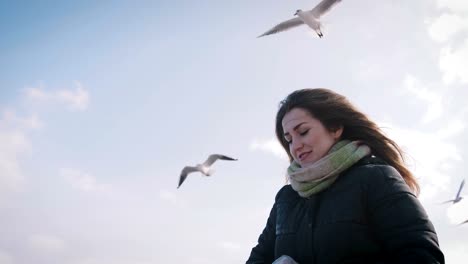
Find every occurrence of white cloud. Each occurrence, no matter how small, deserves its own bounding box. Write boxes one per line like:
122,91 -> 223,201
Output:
56,82 -> 90,111
250,138 -> 288,161
403,75 -> 444,123
28,234 -> 66,253
0,131 -> 29,194
0,110 -> 39,196
435,117 -> 466,139
25,86 -> 47,100
378,122 -> 463,201
60,168 -> 112,194
1,82 -> 88,200
429,2 -> 468,86
439,38 -> 468,84
428,13 -> 468,43
0,250 -> 13,264
437,0 -> 468,13
25,82 -> 90,111
0,110 -> 43,130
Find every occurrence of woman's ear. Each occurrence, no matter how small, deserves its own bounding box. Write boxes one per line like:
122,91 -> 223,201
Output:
332,125 -> 344,140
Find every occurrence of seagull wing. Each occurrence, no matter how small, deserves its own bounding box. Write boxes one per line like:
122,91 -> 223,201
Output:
440,199 -> 455,204
309,0 -> 342,18
458,219 -> 468,226
203,154 -> 237,167
177,166 -> 199,188
258,17 -> 304,37
455,179 -> 465,199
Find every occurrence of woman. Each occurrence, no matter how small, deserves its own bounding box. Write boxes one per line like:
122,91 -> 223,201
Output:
246,88 -> 444,264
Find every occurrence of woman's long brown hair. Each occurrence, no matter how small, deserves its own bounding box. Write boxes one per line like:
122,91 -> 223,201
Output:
275,88 -> 419,195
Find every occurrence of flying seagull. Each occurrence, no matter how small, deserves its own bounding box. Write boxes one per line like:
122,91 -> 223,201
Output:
258,0 -> 342,38
177,154 -> 237,188
441,179 -> 465,204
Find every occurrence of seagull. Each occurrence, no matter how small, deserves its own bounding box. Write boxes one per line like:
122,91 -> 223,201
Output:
458,219 -> 468,226
177,154 -> 237,188
441,179 -> 465,204
258,0 -> 343,38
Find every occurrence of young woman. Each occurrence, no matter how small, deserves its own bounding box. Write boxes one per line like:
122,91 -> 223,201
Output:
247,88 -> 444,264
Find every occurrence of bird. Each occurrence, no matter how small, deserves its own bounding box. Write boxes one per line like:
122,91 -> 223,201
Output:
441,179 -> 465,204
258,0 -> 343,38
458,219 -> 468,226
177,154 -> 237,188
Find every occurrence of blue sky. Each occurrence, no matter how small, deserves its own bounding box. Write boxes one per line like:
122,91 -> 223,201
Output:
1,0 -> 468,263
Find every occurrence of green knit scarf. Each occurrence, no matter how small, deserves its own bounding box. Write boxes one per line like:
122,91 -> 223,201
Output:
288,140 -> 371,197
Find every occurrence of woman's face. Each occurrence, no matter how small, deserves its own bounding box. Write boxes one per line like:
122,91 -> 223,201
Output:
282,108 -> 343,166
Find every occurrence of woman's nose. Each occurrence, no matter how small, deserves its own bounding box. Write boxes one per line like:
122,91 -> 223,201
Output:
291,137 -> 304,152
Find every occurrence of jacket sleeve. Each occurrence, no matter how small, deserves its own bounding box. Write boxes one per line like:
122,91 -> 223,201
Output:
366,165 -> 445,264
246,193 -> 280,264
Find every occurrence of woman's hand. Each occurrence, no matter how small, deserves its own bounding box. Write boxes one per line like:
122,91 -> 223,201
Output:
272,255 -> 298,264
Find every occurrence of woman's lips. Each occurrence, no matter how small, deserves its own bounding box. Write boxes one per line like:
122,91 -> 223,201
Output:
299,151 -> 311,161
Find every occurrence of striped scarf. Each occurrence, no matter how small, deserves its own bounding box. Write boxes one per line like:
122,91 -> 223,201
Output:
288,140 -> 371,197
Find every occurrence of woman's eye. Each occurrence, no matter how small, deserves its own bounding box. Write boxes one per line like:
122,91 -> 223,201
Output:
299,130 -> 309,136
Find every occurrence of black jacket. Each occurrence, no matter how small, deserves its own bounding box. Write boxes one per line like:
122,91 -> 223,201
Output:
247,157 -> 444,264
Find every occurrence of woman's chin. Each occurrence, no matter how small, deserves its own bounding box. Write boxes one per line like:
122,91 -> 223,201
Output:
298,159 -> 314,167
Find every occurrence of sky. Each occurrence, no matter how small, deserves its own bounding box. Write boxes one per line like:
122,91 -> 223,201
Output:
1,0 -> 468,263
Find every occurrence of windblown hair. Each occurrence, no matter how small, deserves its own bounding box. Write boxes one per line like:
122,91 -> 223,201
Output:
275,88 -> 419,195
